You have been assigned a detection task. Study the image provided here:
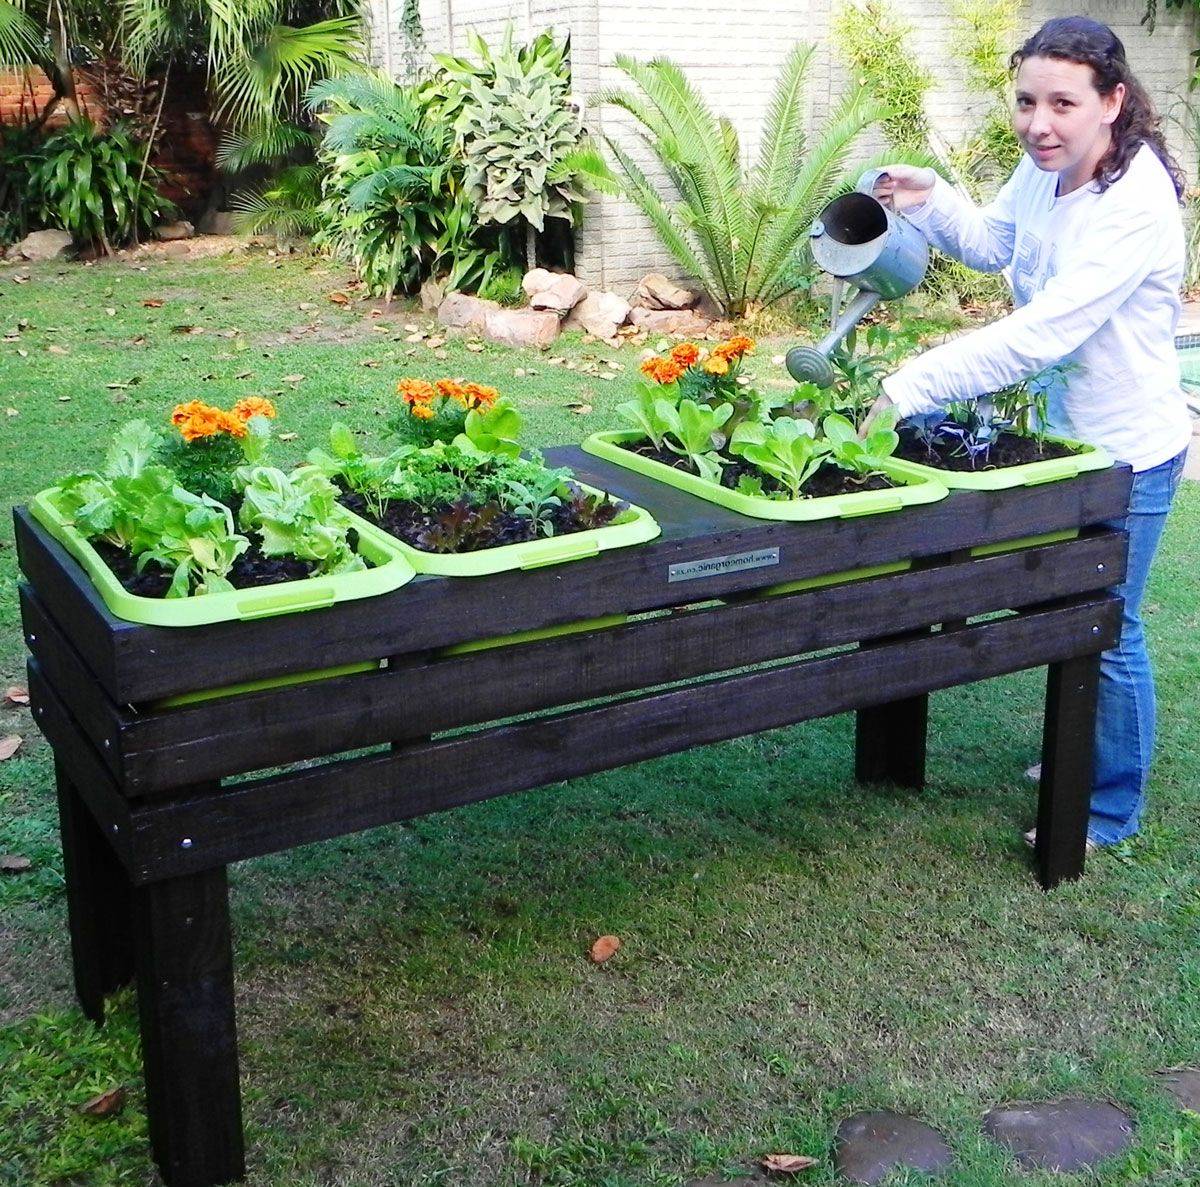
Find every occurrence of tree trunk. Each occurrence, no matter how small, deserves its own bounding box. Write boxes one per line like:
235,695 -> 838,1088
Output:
48,0 -> 82,123
525,220 -> 536,271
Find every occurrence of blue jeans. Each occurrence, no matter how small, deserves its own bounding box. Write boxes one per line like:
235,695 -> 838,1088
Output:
1089,448 -> 1188,845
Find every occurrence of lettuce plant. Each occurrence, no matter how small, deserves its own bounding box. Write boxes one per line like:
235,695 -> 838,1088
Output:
729,417 -> 829,499
615,383 -> 681,450
821,409 -> 900,475
659,399 -> 734,483
306,422 -> 413,518
135,487 -> 249,599
455,396 -> 523,459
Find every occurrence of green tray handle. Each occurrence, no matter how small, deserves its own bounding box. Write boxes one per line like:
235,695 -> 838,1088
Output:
519,536 -> 601,570
235,584 -> 338,621
1020,456 -> 1085,486
839,492 -> 906,518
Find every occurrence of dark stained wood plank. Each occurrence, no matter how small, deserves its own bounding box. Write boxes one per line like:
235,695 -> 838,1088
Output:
14,463 -> 1132,704
55,760 -> 134,1024
132,867 -> 244,1187
1036,653 -> 1103,888
124,596 -> 1121,883
116,532 -> 1128,795
855,694 -> 929,788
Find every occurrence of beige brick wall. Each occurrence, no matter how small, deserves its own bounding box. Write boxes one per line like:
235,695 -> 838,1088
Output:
367,0 -> 1200,295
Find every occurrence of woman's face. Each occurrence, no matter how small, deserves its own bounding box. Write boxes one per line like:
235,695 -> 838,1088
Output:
1013,55 -> 1125,193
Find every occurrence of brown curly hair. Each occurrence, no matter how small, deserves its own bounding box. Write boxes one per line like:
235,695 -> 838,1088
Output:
1011,16 -> 1185,201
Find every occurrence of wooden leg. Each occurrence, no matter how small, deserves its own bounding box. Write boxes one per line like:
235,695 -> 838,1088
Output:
855,695 -> 928,789
1036,653 -> 1101,889
133,867 -> 245,1187
55,759 -> 134,1024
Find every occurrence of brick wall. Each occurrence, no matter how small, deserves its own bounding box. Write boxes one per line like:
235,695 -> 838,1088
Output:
366,0 -> 1200,294
0,66 -> 218,216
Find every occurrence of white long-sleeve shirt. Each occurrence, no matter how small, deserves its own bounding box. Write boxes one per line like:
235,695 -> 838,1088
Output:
882,144 -> 1192,472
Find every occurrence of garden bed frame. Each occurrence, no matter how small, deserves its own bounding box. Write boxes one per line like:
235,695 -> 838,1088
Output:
16,446 -> 1131,1187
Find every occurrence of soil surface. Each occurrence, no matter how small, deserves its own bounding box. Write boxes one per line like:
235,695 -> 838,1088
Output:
627,442 -> 895,497
94,539 -> 321,598
895,428 -> 1079,472
339,486 -> 625,553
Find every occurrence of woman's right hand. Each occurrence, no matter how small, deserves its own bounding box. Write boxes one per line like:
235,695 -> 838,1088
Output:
869,165 -> 938,212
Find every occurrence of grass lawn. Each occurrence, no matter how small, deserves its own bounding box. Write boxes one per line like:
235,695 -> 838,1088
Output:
2,247 -> 1199,1187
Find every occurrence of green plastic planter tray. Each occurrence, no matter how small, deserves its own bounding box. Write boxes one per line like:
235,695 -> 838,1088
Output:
155,660 -> 381,708
441,613 -> 629,656
391,481 -> 661,577
969,528 -> 1079,559
29,486 -> 418,628
581,431 -> 948,521
886,434 -> 1112,491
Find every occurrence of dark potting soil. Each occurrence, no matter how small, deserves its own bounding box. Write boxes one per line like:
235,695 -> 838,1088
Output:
894,428 -> 1079,472
93,538 -> 321,599
626,442 -> 895,497
339,488 -> 625,553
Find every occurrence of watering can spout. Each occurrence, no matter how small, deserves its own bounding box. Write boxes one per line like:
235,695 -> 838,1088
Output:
785,169 -> 929,386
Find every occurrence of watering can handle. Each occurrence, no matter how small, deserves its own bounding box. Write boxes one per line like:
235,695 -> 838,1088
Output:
856,168 -> 891,197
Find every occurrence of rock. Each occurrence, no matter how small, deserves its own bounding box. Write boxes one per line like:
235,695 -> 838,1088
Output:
834,1111 -> 954,1184
628,308 -> 710,336
437,293 -> 499,331
155,220 -> 195,241
530,273 -> 588,315
633,272 -> 699,310
695,291 -> 725,321
565,291 -> 632,342
521,267 -> 559,297
982,1099 -> 1133,1171
483,307 -> 561,350
1156,1069 -> 1200,1111
197,210 -> 237,236
16,229 -> 73,261
420,277 -> 446,313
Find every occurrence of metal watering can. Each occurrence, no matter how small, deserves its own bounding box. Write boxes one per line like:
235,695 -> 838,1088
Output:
785,169 -> 929,388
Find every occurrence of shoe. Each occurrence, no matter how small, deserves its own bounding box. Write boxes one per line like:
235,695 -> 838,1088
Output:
1023,826 -> 1098,853
1025,762 -> 1042,781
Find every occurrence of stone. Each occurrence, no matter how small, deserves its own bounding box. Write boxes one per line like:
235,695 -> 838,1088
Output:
1156,1068 -> 1200,1111
16,229 -> 73,261
197,210 -> 237,236
420,277 -> 446,313
437,293 -> 499,331
564,290 -> 632,342
155,220 -> 195,241
633,272 -> 699,310
521,267 -> 559,297
628,307 -> 711,336
483,307 -> 561,350
529,273 -> 588,315
982,1099 -> 1133,1171
834,1111 -> 954,1184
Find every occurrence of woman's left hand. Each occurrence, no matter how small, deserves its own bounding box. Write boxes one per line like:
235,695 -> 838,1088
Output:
859,391 -> 895,438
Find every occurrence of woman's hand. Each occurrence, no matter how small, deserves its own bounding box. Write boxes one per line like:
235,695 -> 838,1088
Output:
869,165 -> 938,212
858,391 -> 896,439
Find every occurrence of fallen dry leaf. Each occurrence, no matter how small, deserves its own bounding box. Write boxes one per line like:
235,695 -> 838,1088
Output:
281,374 -> 305,384
0,854 -> 32,874
234,370 -> 253,380
465,342 -> 484,353
761,1153 -> 818,1175
566,401 -> 593,415
17,349 -> 28,357
589,935 -> 621,963
433,349 -> 448,360
298,301 -> 316,311
0,735 -> 21,760
425,336 -> 446,349
47,344 -> 68,355
81,1087 -> 126,1117
130,335 -> 147,345
57,395 -> 71,402
5,687 -> 30,706
359,359 -> 380,368
404,331 -> 426,343
327,291 -> 350,305
278,432 -> 298,442
403,323 -> 420,332
6,408 -> 19,417
332,398 -> 349,407
142,299 -> 164,308
12,274 -> 29,284
105,307 -> 116,316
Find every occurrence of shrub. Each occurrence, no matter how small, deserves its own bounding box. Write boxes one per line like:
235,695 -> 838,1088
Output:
0,124 -> 46,246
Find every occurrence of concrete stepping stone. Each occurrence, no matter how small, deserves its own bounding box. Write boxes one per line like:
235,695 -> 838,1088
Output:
834,1110 -> 954,1184
1156,1068 -> 1200,1111
982,1098 -> 1133,1171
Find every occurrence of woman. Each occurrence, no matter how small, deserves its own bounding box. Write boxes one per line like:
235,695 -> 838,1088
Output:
864,16 -> 1192,848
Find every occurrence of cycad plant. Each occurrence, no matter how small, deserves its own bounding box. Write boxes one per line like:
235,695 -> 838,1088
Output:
597,46 -> 894,318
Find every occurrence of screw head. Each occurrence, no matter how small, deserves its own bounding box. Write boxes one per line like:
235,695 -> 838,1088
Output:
1091,625 -> 1101,634
180,837 -> 193,849
1096,563 -> 1105,572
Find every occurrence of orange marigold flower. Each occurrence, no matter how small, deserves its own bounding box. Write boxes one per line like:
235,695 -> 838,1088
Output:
702,353 -> 730,376
396,378 -> 437,405
670,342 -> 700,367
460,382 -> 499,409
409,402 -> 435,420
231,396 -> 277,421
640,356 -> 685,385
171,399 -> 220,427
435,378 -> 465,401
218,411 -> 248,438
716,334 -> 756,360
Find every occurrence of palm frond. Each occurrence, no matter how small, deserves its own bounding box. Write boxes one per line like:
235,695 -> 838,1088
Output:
0,1 -> 42,67
345,162 -> 433,209
230,162 -> 324,236
547,143 -> 620,195
751,42 -> 813,205
216,120 -> 317,172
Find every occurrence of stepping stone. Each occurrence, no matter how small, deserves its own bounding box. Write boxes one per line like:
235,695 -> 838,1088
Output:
1156,1068 -> 1200,1111
834,1110 -> 954,1184
982,1099 -> 1133,1171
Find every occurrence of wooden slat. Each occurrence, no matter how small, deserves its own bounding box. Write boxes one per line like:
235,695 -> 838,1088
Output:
112,531 -> 1127,795
14,462 -> 1133,704
122,595 -> 1122,883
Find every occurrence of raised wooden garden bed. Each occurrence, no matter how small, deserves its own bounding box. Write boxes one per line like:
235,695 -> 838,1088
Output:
17,446 -> 1131,1187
